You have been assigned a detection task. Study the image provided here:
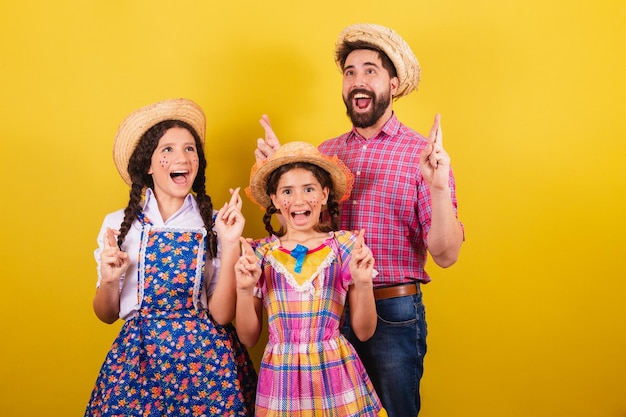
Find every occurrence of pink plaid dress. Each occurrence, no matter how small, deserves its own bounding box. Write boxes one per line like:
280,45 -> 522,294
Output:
251,231 -> 381,417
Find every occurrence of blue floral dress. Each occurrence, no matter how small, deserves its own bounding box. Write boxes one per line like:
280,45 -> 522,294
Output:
85,213 -> 257,417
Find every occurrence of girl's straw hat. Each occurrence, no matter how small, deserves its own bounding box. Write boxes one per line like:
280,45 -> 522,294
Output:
246,141 -> 354,209
112,98 -> 206,186
335,23 -> 421,99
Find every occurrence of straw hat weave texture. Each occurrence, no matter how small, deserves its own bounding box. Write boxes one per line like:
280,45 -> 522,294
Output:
335,23 -> 421,98
246,141 -> 354,209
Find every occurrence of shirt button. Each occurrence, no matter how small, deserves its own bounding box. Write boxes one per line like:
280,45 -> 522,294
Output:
352,200 -> 357,205
356,171 -> 361,176
362,145 -> 367,150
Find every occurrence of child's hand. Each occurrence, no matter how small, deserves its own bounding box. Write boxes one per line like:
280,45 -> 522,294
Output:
235,237 -> 261,294
349,229 -> 375,288
215,187 -> 245,245
100,227 -> 130,284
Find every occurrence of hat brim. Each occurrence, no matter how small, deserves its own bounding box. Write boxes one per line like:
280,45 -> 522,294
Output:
113,98 -> 206,186
246,142 -> 354,209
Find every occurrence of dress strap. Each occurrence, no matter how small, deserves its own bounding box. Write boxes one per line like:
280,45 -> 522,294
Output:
137,209 -> 153,226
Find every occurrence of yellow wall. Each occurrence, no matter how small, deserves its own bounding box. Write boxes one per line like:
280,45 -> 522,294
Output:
1,1 -> 624,416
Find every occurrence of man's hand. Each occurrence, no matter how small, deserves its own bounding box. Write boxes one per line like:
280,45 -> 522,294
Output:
254,114 -> 281,162
419,114 -> 451,191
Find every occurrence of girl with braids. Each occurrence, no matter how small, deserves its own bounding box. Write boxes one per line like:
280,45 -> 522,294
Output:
236,141 -> 385,416
85,98 -> 257,417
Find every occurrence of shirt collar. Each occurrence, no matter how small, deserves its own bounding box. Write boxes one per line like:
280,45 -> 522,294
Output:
142,188 -> 198,223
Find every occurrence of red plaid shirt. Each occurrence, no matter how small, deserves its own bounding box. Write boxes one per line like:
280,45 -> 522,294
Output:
319,113 -> 461,286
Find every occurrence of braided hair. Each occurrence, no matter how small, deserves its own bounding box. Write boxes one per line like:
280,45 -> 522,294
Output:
115,120 -> 218,258
262,162 -> 341,236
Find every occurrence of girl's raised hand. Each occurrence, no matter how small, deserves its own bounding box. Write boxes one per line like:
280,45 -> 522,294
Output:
235,237 -> 261,293
349,229 -> 375,287
215,187 -> 245,245
100,227 -> 130,285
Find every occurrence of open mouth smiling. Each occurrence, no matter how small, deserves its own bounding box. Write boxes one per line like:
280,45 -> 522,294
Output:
170,170 -> 189,184
291,210 -> 312,220
352,92 -> 372,109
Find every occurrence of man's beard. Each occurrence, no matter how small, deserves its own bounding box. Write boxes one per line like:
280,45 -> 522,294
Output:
343,88 -> 391,128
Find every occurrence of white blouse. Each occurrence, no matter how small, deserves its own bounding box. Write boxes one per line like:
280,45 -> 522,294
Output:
94,188 -> 220,320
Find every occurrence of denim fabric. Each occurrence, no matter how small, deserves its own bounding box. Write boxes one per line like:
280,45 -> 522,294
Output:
342,289 -> 427,417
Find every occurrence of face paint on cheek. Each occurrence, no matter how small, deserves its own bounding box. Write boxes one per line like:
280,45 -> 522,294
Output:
160,157 -> 169,167
282,200 -> 289,208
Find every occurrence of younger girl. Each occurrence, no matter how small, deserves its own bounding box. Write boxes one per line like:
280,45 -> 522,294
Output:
85,98 -> 256,416
235,141 -> 383,416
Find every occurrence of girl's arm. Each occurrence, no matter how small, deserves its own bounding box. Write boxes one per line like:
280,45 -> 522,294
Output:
235,291 -> 263,348
234,237 -> 264,347
208,188 -> 245,325
347,229 -> 377,341
93,227 -> 130,324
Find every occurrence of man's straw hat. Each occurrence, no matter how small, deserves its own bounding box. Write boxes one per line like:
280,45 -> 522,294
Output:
246,141 -> 354,209
113,98 -> 206,186
335,23 -> 421,98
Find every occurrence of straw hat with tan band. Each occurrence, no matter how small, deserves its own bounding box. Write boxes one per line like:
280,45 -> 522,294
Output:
335,23 -> 421,99
113,98 -> 206,186
246,141 -> 354,210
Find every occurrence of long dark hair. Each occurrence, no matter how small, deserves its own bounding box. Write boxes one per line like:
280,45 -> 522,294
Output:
262,162 -> 340,236
116,119 -> 218,258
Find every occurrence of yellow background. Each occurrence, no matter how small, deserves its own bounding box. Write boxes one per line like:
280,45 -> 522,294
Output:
1,1 -> 625,416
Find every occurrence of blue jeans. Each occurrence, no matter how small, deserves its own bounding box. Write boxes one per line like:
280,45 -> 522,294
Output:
342,288 -> 427,417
